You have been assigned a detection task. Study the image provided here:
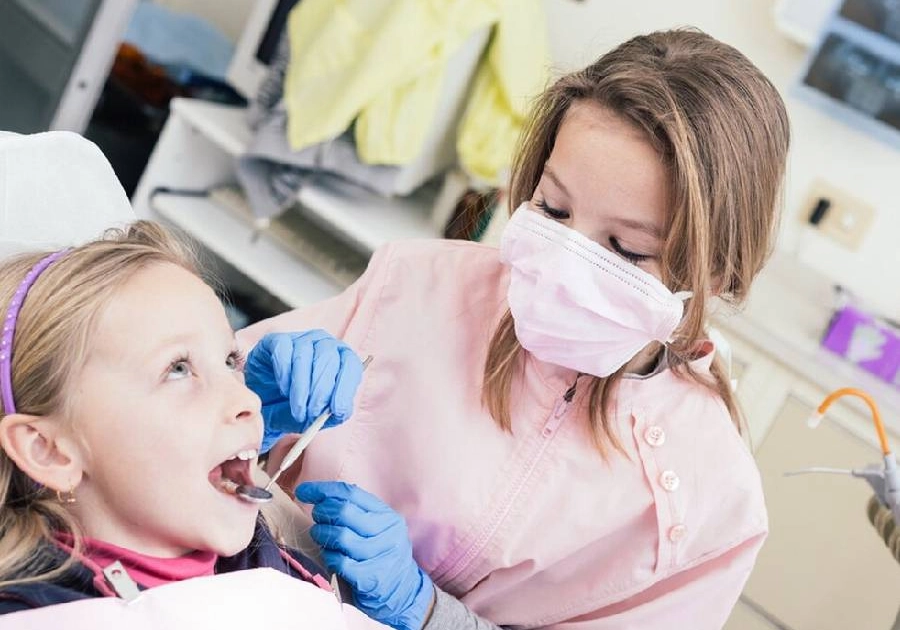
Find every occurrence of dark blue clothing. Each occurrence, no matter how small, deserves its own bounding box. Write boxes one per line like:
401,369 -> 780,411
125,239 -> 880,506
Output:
0,520 -> 328,615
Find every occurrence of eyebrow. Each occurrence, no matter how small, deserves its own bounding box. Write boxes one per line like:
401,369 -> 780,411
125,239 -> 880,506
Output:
543,165 -> 664,240
615,217 -> 664,239
142,332 -> 196,362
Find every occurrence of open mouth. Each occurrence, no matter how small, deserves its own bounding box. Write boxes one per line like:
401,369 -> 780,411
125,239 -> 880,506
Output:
209,448 -> 258,495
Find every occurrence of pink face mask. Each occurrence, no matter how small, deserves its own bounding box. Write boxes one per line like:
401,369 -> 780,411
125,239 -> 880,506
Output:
499,204 -> 689,377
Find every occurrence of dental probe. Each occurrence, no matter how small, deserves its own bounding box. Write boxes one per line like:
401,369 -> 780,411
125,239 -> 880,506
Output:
236,355 -> 372,504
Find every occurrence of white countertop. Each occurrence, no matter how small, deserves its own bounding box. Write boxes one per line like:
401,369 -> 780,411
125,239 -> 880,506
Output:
712,249 -> 900,439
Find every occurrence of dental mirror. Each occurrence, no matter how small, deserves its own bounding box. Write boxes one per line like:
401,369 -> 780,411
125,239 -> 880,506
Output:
234,483 -> 273,503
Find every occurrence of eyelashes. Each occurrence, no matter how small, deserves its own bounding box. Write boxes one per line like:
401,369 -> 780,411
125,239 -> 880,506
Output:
226,349 -> 246,372
534,198 -> 569,220
166,354 -> 193,380
609,237 -> 650,264
533,199 -> 651,264
165,349 -> 246,382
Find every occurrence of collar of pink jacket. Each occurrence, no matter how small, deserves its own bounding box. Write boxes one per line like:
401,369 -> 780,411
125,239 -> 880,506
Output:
527,336 -> 715,397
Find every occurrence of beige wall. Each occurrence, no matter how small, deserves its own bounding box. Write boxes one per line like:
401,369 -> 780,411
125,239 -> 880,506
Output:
543,0 -> 900,318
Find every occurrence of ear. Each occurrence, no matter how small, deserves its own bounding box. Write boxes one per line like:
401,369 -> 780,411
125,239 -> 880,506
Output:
0,413 -> 83,492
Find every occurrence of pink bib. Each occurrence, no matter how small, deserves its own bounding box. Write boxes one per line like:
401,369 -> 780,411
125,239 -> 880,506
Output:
3,568 -> 387,630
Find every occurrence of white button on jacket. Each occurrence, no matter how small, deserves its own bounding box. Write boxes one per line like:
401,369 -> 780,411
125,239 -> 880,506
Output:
644,425 -> 666,447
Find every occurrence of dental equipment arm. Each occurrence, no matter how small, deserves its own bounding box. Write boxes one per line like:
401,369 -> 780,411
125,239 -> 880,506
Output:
805,387 -> 900,525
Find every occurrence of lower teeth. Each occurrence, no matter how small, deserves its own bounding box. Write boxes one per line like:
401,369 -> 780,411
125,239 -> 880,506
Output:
219,479 -> 238,494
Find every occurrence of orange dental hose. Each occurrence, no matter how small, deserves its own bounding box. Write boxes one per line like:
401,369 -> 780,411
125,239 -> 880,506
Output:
811,387 -> 900,546
815,387 -> 892,456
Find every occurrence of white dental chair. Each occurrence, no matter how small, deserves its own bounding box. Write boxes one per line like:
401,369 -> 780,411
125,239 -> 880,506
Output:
0,131 -> 136,257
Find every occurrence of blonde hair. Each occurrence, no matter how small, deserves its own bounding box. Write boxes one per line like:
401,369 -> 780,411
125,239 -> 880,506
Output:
484,29 -> 791,453
0,221 -> 201,588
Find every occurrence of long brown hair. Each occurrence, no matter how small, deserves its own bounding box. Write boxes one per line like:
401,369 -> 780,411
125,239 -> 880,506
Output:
0,221 -> 201,588
483,29 -> 790,454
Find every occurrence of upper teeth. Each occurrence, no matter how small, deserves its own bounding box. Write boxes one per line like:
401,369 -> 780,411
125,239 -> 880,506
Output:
228,449 -> 258,461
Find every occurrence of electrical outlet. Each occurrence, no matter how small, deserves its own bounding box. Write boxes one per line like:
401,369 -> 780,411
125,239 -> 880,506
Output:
799,179 -> 875,251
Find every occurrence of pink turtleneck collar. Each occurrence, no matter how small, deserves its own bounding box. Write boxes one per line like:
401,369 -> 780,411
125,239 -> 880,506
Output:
55,534 -> 217,590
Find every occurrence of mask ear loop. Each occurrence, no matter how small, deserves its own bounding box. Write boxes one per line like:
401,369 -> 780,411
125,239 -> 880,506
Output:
663,291 -> 694,347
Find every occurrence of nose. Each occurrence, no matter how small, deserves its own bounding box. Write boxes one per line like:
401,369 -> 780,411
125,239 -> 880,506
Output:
224,377 -> 262,425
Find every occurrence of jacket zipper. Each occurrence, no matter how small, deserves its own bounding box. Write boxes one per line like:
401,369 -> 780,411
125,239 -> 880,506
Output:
435,374 -> 585,586
541,373 -> 583,437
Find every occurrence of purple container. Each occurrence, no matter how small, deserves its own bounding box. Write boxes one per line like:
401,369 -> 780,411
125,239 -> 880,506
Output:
821,306 -> 900,386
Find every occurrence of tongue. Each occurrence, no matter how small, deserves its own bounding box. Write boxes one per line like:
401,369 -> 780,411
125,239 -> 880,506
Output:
220,458 -> 253,487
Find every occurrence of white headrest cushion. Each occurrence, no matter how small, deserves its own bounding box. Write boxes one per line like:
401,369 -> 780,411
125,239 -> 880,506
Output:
0,131 -> 136,258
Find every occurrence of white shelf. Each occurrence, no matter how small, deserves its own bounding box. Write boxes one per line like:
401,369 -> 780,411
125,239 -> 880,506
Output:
296,175 -> 441,253
170,98 -> 252,157
151,192 -> 342,308
168,97 -> 443,253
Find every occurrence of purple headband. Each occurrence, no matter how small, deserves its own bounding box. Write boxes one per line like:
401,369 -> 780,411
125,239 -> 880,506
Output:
1,250 -> 69,414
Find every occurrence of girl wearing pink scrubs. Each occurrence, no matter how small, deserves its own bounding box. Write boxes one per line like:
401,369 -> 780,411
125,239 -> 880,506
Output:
240,28 -> 790,630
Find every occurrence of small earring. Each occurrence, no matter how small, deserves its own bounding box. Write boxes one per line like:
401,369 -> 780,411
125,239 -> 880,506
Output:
56,485 -> 76,504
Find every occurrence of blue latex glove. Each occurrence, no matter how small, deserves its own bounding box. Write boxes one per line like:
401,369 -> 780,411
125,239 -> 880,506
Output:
244,331 -> 364,452
296,481 -> 435,630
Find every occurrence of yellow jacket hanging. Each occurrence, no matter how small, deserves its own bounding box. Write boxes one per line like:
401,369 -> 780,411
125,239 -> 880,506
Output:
283,0 -> 548,186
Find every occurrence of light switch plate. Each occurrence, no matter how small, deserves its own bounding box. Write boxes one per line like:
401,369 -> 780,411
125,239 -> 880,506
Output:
799,179 -> 875,251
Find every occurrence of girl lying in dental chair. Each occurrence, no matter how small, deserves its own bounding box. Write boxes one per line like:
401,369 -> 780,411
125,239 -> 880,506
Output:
0,221 -> 380,629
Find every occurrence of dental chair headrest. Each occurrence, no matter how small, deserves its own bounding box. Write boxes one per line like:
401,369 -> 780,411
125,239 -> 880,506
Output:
0,131 -> 136,258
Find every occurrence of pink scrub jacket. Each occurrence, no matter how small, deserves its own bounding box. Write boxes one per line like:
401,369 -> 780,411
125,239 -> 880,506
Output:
238,239 -> 767,629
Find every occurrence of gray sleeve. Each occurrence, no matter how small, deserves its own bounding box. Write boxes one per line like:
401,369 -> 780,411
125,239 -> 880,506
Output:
423,585 -> 505,630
